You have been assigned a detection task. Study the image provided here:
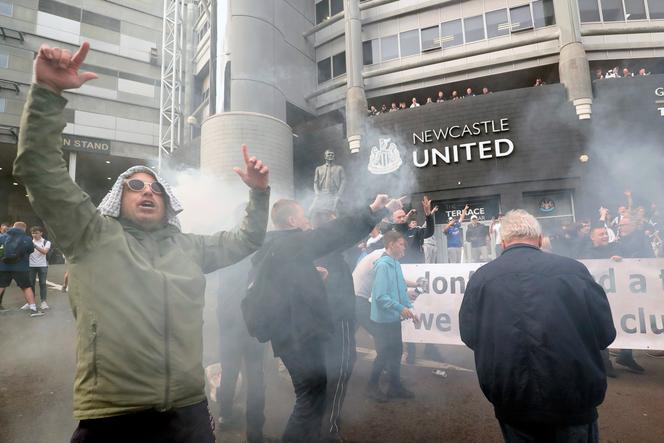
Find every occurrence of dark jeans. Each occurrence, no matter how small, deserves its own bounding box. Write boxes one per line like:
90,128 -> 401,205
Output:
70,400 -> 215,443
323,319 -> 356,438
217,334 -> 266,443
29,266 -> 48,302
369,321 -> 403,389
355,296 -> 374,336
499,420 -> 599,443
280,339 -> 327,443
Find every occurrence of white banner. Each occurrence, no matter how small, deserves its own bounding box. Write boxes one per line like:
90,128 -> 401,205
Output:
401,259 -> 664,350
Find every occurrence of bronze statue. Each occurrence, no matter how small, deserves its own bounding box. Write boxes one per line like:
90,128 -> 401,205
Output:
311,150 -> 345,213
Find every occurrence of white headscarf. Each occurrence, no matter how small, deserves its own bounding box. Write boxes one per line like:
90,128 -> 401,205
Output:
97,165 -> 183,229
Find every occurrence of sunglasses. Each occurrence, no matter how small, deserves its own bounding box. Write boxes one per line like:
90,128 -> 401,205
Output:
125,179 -> 165,195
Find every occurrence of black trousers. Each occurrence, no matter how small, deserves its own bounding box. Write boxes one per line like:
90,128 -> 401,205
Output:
354,296 -> 374,336
218,334 -> 266,443
280,339 -> 327,443
369,321 -> 403,389
70,400 -> 215,443
323,319 -> 356,438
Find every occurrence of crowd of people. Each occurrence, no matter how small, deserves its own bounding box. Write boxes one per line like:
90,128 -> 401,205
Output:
368,77 -> 547,116
3,40 -> 660,443
594,65 -> 654,80
0,221 -> 52,316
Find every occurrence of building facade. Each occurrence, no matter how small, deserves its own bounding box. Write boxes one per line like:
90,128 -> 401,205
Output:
196,0 -> 663,238
0,0 -> 164,224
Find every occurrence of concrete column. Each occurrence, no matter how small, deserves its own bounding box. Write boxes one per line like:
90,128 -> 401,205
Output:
201,112 -> 293,199
554,0 -> 593,119
200,0 -> 294,197
344,0 -> 367,153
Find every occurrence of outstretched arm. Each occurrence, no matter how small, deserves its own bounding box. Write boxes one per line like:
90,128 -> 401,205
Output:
200,145 -> 270,273
14,42 -> 102,258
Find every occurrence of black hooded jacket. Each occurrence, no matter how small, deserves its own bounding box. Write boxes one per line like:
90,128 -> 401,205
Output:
459,244 -> 616,426
391,213 -> 435,264
252,206 -> 384,357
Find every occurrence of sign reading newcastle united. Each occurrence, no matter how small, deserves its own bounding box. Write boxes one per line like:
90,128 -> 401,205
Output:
400,259 -> 664,350
62,134 -> 112,155
412,118 -> 514,167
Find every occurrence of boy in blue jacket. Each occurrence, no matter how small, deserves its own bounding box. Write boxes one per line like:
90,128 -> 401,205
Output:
368,230 -> 418,401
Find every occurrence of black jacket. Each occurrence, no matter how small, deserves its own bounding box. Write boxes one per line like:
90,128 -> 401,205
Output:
459,244 -> 616,426
253,206 -> 384,357
392,213 -> 434,264
316,250 -> 355,323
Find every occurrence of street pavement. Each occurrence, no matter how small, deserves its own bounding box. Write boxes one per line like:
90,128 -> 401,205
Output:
1,264 -> 663,443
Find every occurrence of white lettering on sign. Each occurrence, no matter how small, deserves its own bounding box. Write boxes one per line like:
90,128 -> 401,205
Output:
412,118 -> 510,144
446,207 -> 485,218
659,107 -> 664,117
412,139 -> 514,167
655,87 -> 664,97
412,118 -> 513,167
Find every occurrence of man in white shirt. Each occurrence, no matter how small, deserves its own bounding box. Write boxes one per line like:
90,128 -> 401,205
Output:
29,226 -> 51,310
353,248 -> 385,336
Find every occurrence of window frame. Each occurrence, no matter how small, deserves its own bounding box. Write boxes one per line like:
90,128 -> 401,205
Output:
509,4 -> 535,33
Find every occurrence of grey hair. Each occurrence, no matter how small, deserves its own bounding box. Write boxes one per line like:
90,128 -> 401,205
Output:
500,209 -> 542,242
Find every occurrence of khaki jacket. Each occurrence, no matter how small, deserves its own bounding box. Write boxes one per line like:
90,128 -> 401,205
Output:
14,85 -> 269,419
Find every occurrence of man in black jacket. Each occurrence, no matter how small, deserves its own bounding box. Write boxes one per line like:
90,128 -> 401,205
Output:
253,195 -> 399,443
459,210 -> 616,442
391,195 -> 436,264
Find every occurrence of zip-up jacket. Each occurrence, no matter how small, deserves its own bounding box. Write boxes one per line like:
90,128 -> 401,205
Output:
459,244 -> 616,426
14,84 -> 269,419
370,254 -> 412,323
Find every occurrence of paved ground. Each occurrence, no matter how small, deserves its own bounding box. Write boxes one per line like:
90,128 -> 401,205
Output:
1,264 -> 663,443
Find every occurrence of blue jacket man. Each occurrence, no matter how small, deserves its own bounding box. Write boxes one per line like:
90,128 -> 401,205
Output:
368,231 -> 417,402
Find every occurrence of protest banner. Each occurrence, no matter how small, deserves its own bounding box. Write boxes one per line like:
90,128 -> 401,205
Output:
401,259 -> 664,350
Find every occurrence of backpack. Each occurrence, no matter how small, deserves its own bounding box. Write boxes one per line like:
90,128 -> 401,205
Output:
1,232 -> 28,265
241,240 -> 285,343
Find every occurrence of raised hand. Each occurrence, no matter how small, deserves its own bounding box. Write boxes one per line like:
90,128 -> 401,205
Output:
34,42 -> 98,94
422,195 -> 432,215
233,144 -> 269,190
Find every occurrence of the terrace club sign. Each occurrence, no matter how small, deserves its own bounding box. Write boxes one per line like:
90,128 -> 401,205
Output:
412,118 -> 514,167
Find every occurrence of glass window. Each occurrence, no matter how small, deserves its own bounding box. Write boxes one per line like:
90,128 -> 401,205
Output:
380,34 -> 398,61
601,0 -> 625,21
316,0 -> 329,24
464,14 -> 485,43
510,5 -> 533,31
317,58 -> 331,84
486,9 -> 510,38
533,0 -> 556,27
0,98 -> 5,113
578,0 -> 601,21
421,25 -> 440,50
330,0 -> 343,16
624,0 -> 647,20
363,39 -> 379,65
441,19 -> 463,48
0,53 -> 8,69
649,0 -> 664,19
399,29 -> 420,57
0,1 -> 12,17
332,51 -> 346,77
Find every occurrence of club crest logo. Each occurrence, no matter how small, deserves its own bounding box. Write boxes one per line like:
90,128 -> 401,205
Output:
539,198 -> 556,213
368,138 -> 403,175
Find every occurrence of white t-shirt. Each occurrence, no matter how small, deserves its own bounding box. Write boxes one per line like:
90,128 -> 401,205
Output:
492,223 -> 502,245
29,238 -> 51,268
352,248 -> 385,300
